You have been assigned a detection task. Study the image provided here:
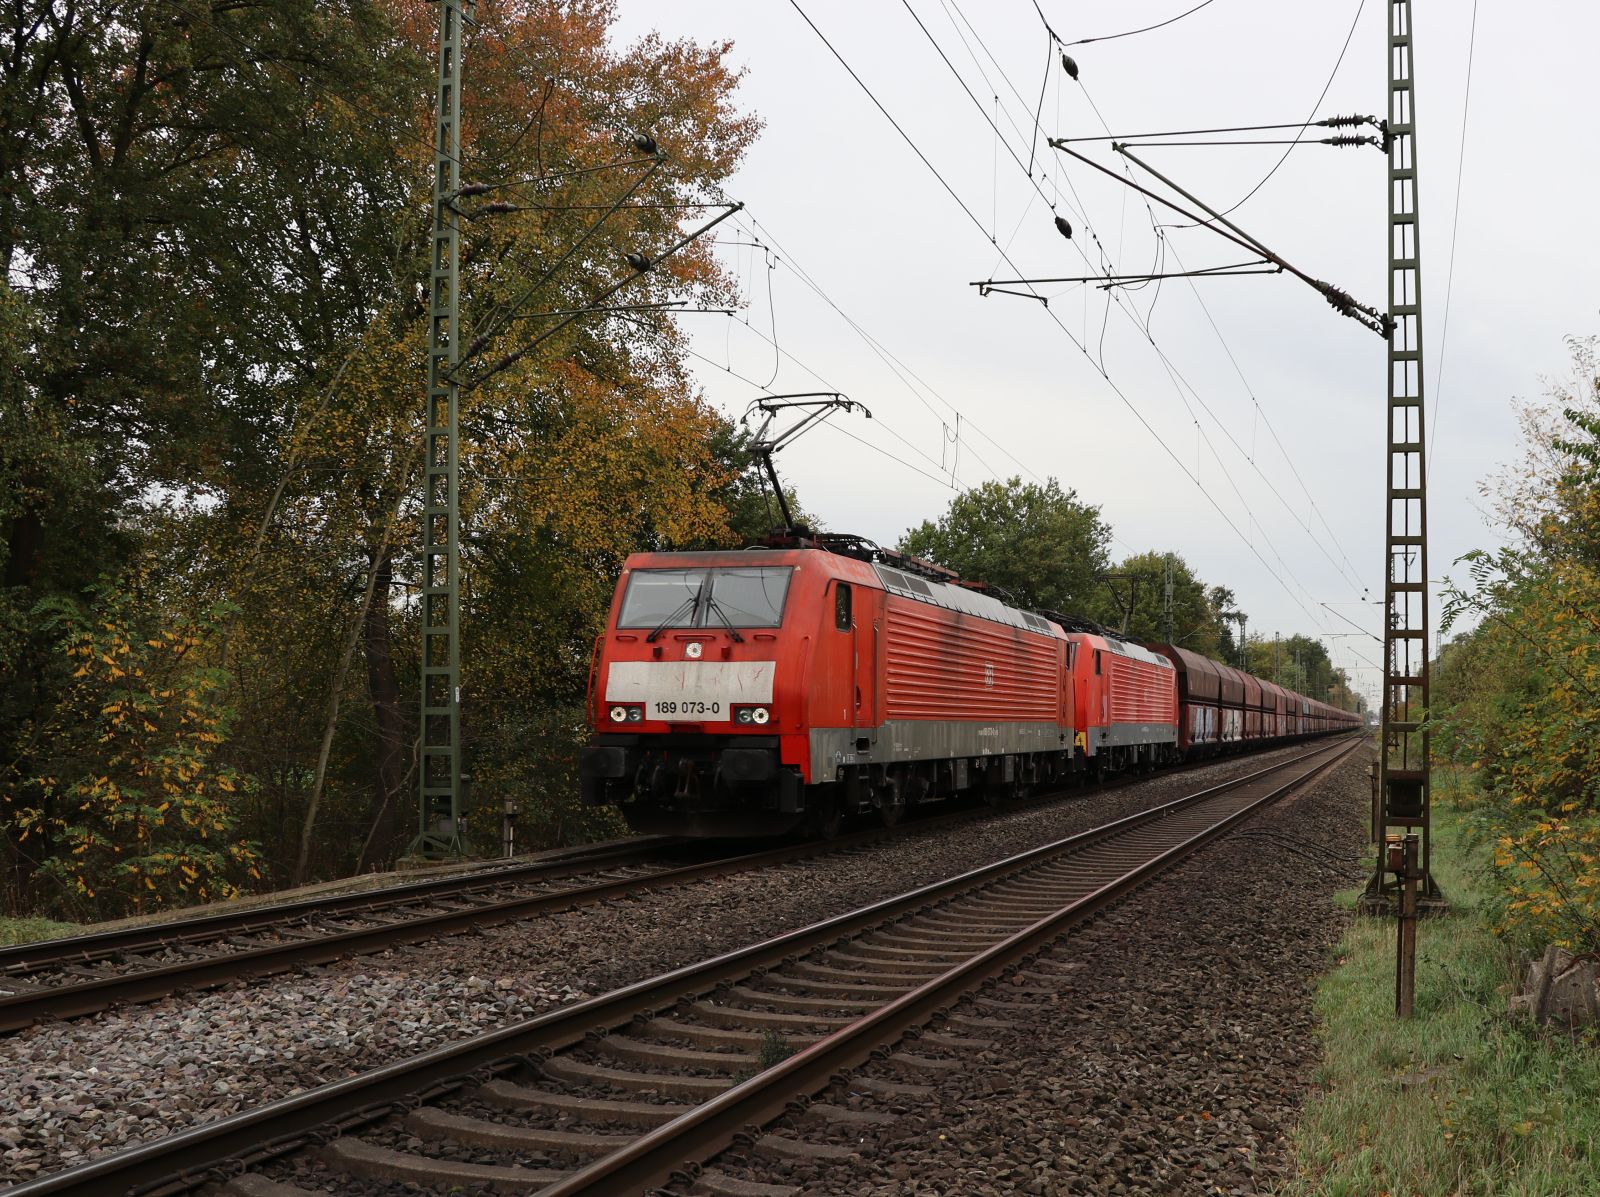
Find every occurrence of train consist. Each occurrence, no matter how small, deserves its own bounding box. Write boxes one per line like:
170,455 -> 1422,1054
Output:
580,537 -> 1359,837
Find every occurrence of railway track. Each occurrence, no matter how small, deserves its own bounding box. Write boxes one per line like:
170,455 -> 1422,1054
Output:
0,838 -> 696,1034
0,740 -> 1342,1034
10,734 -> 1360,1197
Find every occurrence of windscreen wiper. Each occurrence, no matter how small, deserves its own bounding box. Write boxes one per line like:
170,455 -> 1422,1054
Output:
645,591 -> 701,643
702,596 -> 746,643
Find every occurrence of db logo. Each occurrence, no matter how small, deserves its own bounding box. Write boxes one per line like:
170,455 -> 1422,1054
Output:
984,664 -> 995,688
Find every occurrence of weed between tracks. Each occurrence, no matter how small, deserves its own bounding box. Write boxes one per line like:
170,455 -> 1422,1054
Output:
1281,803 -> 1600,1197
732,1031 -> 798,1085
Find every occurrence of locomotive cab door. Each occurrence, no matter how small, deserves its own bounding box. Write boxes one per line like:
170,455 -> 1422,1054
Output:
842,582 -> 877,755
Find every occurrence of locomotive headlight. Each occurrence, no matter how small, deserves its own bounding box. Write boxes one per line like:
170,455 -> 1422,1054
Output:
609,706 -> 629,723
735,706 -> 771,725
627,706 -> 643,722
750,707 -> 770,725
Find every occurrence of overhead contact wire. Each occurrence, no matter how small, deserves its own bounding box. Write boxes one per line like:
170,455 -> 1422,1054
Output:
791,0 -> 1339,637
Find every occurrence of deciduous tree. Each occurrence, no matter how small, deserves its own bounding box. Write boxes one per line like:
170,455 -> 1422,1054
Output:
898,477 -> 1110,614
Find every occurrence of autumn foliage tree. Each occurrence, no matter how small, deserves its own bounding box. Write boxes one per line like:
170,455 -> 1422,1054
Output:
2,0 -> 768,913
1436,334 -> 1600,950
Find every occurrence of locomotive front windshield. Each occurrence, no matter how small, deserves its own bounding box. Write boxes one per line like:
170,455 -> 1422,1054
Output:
617,566 -> 793,630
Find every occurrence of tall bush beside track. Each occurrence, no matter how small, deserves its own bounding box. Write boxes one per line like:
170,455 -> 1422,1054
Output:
1437,334 -> 1600,952
2,579 -> 261,920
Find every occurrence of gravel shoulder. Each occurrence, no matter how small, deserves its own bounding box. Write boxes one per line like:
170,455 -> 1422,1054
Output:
0,742 -> 1350,1185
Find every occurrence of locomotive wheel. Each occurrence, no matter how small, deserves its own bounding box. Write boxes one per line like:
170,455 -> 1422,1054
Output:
809,788 -> 844,840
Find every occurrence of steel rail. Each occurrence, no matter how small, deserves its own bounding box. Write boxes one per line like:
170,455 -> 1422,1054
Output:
0,838 -> 682,971
5,735 -> 1360,1197
0,739 -> 1340,1033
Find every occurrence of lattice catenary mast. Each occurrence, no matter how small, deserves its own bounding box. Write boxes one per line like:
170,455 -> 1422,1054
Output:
413,0 -> 469,858
1362,0 -> 1444,914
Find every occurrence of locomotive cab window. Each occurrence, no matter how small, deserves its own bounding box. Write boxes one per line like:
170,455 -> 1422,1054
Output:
617,566 -> 794,630
834,582 -> 852,630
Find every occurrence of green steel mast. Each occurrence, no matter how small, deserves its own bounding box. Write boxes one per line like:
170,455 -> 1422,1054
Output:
414,0 -> 468,858
1364,0 -> 1444,912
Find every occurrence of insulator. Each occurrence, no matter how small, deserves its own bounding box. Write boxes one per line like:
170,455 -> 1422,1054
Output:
624,251 -> 653,272
484,201 -> 512,214
1054,214 -> 1073,241
456,183 -> 491,198
1060,53 -> 1079,80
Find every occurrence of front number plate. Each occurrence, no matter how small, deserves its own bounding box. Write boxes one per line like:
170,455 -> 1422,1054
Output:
649,699 -> 725,721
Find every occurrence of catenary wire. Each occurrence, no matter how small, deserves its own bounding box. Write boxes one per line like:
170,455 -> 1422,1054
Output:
958,14 -> 1359,617
1038,50 -> 1367,605
920,4 -> 1366,612
897,2 -> 1334,620
927,13 -> 1363,638
710,308 -> 992,483
790,0 -> 1338,637
731,209 -> 1046,487
1190,0 -> 1366,223
664,330 -> 961,492
1057,0 -> 1221,48
1426,0 -> 1478,488
1066,72 -> 1369,595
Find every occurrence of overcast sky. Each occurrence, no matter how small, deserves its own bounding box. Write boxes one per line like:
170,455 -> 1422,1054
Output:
611,0 -> 1600,707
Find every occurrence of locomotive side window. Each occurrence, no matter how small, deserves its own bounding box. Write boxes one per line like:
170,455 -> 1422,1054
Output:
616,566 -> 793,629
834,583 -> 852,630
1094,650 -> 1102,675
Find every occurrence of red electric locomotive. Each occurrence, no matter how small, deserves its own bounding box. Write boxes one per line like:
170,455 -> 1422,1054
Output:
1065,630 -> 1180,769
580,541 -> 1088,837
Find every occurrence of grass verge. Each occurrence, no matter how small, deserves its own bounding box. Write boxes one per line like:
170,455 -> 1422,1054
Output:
1280,801 -> 1600,1197
0,916 -> 79,946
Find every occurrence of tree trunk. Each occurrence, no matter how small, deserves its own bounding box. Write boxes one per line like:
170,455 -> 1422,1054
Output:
293,522 -> 400,886
356,549 -> 407,873
292,605 -> 365,888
